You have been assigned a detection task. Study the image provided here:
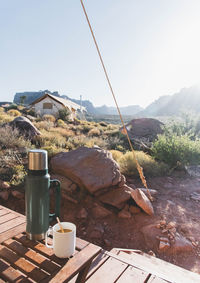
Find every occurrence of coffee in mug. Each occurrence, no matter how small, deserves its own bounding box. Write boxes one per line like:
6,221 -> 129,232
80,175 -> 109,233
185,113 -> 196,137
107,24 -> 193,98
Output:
45,222 -> 76,258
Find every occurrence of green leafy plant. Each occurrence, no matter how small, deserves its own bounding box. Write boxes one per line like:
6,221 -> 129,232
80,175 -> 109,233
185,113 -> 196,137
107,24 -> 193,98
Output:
118,151 -> 169,177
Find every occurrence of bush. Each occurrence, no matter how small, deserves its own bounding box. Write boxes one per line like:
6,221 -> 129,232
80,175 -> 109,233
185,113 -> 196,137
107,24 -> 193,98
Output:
110,150 -> 123,163
57,119 -> 66,127
0,113 -> 14,124
58,108 -> 71,121
10,165 -> 27,186
43,114 -> 56,123
0,126 -> 31,149
88,128 -> 101,136
7,109 -> 21,117
152,134 -> 200,167
41,146 -> 65,157
118,151 -> 169,177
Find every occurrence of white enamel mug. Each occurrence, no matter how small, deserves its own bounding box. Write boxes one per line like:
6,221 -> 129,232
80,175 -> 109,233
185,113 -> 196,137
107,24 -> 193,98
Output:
45,222 -> 76,258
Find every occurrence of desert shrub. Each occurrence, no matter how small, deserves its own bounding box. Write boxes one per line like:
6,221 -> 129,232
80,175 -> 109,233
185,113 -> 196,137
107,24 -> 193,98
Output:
0,113 -> 14,124
152,134 -> 200,167
7,109 -> 21,117
110,150 -> 123,163
6,104 -> 18,110
88,128 -> 101,137
57,119 -> 66,127
0,107 -> 4,112
34,121 -> 54,131
10,165 -> 27,186
39,129 -> 66,148
42,114 -> 56,123
41,146 -> 65,157
58,108 -> 71,121
118,151 -> 169,177
0,126 -> 31,149
50,127 -> 75,138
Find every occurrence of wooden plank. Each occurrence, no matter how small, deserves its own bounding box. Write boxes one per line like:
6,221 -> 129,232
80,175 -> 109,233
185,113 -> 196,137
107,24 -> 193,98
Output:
105,251 -> 200,283
0,210 -> 8,217
0,205 -> 25,218
86,251 -> 109,279
147,275 -> 168,282
3,238 -> 59,274
116,266 -> 150,283
14,234 -> 67,266
49,243 -> 101,283
86,257 -> 128,283
0,217 -> 26,234
76,238 -> 89,251
0,258 -> 31,282
0,213 -> 19,224
0,245 -> 48,282
0,223 -> 26,244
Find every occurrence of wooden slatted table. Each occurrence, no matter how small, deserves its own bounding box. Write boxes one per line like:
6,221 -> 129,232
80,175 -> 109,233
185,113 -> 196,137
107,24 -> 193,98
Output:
0,205 -> 101,282
1,205 -> 200,283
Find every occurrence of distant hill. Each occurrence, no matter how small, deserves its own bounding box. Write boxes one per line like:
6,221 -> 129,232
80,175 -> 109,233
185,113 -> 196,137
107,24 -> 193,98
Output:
95,105 -> 143,115
138,86 -> 200,117
13,90 -> 142,115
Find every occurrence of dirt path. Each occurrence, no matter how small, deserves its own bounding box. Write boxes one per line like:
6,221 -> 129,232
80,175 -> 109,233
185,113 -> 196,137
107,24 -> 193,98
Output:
1,175 -> 200,274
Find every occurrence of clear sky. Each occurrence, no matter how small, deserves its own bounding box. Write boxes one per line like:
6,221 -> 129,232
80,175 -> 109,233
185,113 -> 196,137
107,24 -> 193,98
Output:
1,0 -> 200,108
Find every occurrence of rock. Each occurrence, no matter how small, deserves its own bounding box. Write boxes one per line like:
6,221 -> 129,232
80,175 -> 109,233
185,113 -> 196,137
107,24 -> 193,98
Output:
77,208 -> 88,219
159,240 -> 170,251
131,189 -> 154,215
190,192 -> 200,201
9,116 -> 41,139
166,222 -> 176,229
0,180 -> 10,189
0,191 -> 10,201
51,174 -> 73,192
11,190 -> 24,199
169,235 -> 193,254
50,147 -> 123,194
121,118 -> 163,142
129,205 -> 141,214
98,186 -> 132,209
159,237 -> 169,243
91,204 -> 112,218
185,165 -> 200,177
118,209 -> 131,219
138,188 -> 158,197
160,220 -> 166,226
148,250 -> 156,257
118,175 -> 126,188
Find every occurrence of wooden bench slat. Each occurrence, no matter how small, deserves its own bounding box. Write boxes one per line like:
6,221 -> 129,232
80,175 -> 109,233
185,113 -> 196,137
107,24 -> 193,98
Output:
116,266 -> 150,283
3,238 -> 59,274
14,234 -> 68,266
86,251 -> 109,279
105,251 -> 200,283
0,223 -> 26,244
0,217 -> 26,234
0,213 -> 19,225
0,245 -> 48,282
0,258 -> 31,282
0,210 -> 8,217
50,243 -> 101,283
86,257 -> 128,283
147,275 -> 168,283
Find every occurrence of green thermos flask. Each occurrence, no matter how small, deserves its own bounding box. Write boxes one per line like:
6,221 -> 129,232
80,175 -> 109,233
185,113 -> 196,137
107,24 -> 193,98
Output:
25,149 -> 61,240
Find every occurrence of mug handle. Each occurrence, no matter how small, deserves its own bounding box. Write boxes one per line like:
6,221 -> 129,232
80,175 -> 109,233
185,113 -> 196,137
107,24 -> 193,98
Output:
45,227 -> 53,249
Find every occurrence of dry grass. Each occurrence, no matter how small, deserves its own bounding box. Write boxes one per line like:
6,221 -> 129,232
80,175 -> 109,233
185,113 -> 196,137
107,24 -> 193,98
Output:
7,109 -> 21,117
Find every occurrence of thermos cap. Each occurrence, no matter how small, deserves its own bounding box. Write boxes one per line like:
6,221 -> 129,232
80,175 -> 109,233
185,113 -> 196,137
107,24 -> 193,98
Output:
28,149 -> 48,170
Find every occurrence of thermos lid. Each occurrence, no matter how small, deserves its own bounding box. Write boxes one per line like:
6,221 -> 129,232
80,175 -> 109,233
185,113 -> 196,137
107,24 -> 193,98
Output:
28,149 -> 48,170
